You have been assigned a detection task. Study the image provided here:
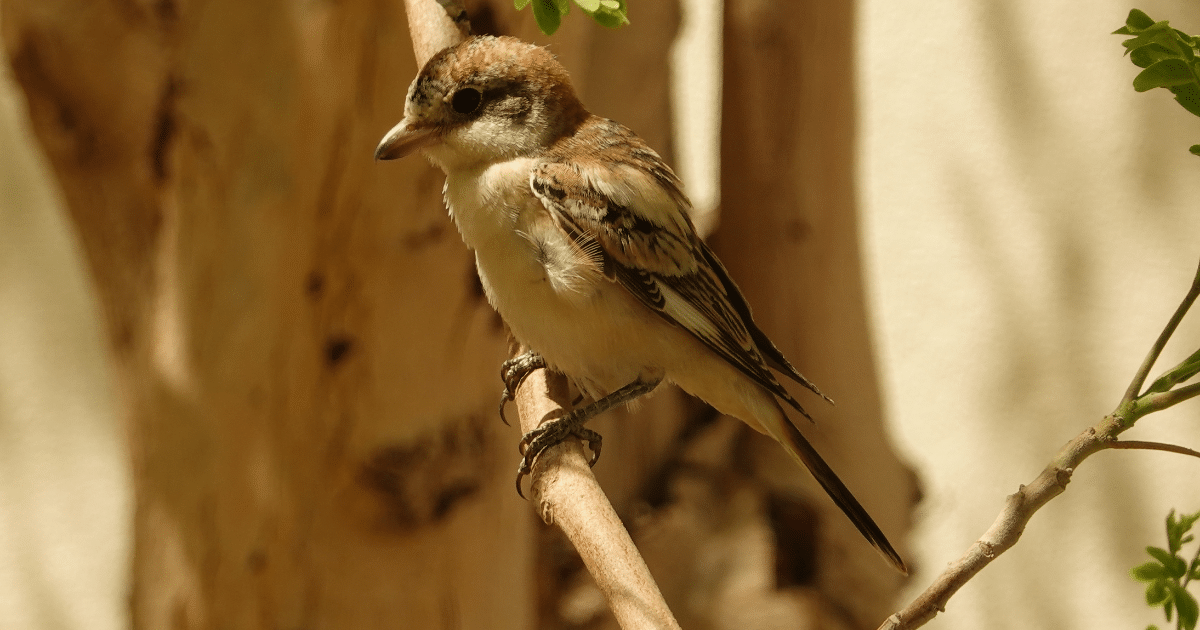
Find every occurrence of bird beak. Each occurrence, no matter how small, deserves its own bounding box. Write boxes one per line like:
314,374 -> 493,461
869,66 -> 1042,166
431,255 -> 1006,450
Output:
374,119 -> 439,161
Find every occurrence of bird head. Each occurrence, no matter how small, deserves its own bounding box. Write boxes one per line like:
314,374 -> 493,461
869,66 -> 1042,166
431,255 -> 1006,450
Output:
374,36 -> 588,170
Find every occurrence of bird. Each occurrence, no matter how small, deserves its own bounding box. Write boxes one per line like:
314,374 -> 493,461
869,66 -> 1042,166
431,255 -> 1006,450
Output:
375,35 -> 906,574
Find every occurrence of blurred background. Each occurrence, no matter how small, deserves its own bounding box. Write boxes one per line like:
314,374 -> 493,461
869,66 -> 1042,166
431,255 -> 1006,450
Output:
1,0 -> 1199,629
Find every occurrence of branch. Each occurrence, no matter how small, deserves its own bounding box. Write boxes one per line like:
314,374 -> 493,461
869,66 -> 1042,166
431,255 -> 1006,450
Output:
395,3 -> 680,627
1139,380 -> 1200,413
514,365 -> 681,630
1108,439 -> 1200,460
881,255 -> 1200,630
403,0 -> 470,66
877,414 -> 1125,630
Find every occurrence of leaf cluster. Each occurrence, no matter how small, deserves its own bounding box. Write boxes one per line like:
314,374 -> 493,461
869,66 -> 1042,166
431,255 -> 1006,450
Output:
1132,510 -> 1200,630
514,0 -> 628,36
1114,9 -> 1200,155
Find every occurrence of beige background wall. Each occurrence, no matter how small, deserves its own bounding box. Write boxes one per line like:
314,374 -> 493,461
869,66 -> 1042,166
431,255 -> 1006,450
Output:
2,0 -> 1200,629
0,15 -> 129,630
859,0 -> 1200,628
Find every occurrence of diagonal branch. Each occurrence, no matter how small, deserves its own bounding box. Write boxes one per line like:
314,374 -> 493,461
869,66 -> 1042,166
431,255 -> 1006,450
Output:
881,255 -> 1200,630
513,362 -> 681,630
877,413 -> 1126,630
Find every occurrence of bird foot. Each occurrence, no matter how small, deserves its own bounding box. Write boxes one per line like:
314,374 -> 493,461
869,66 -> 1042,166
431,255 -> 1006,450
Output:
511,377 -> 659,498
514,409 -> 602,498
497,351 -> 546,426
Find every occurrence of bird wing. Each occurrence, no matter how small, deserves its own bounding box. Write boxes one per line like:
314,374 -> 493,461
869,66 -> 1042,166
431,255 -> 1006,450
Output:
530,122 -> 820,418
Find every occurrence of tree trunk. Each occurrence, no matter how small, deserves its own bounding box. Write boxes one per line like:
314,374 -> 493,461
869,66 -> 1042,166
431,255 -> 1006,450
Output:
718,0 -> 916,625
2,0 -> 912,626
0,0 -> 682,628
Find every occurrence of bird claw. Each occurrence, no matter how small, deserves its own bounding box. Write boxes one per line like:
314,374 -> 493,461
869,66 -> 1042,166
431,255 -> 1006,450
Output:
497,351 -> 546,426
514,411 -> 603,499
510,377 -> 656,499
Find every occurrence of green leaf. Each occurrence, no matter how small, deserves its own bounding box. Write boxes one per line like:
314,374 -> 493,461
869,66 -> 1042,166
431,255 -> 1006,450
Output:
1134,561 -> 1169,581
1171,583 -> 1199,630
1149,546 -> 1180,565
1170,82 -> 1200,117
1190,145 -> 1200,155
1148,579 -> 1171,606
1131,43 -> 1185,69
1167,556 -> 1188,580
552,0 -> 570,13
1122,29 -> 1186,59
1180,39 -> 1196,61
531,0 -> 562,35
1143,545 -> 1187,579
575,0 -> 600,11
1167,511 -> 1200,553
1127,9 -> 1156,31
579,0 -> 627,28
1133,58 -> 1195,92
514,0 -> 531,9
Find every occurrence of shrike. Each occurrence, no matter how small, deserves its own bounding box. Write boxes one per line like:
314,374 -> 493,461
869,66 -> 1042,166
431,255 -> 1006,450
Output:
375,35 -> 905,573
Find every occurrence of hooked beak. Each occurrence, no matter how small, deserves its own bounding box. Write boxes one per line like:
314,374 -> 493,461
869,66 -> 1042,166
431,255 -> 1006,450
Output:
374,119 -> 439,161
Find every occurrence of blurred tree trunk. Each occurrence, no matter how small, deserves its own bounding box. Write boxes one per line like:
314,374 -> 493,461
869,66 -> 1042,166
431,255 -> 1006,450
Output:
0,1 -> 679,628
1,0 -> 914,626
716,0 -> 917,626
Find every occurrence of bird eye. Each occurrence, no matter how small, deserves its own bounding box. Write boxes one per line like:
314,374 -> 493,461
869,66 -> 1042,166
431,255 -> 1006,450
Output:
450,88 -> 483,114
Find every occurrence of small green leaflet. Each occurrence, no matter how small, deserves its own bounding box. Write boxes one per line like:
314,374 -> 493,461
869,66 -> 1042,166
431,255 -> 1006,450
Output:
1132,510 -> 1200,630
1115,9 -> 1200,155
514,0 -> 628,35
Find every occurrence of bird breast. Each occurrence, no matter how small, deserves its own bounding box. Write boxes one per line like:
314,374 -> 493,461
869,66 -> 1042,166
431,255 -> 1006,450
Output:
441,158 -> 659,395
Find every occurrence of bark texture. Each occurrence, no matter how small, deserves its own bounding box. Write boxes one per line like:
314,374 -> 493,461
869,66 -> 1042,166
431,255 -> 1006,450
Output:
1,0 -> 912,627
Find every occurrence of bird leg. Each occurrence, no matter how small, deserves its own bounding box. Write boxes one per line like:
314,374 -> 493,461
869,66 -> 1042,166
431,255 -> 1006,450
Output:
498,351 -> 546,426
515,377 -> 661,498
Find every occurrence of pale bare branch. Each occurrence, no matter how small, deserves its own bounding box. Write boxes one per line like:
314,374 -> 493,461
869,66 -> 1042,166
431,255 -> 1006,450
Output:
397,3 -> 680,627
514,365 -> 681,630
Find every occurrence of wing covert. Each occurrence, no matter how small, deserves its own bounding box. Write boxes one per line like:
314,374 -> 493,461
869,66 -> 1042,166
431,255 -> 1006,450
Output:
529,122 -> 817,417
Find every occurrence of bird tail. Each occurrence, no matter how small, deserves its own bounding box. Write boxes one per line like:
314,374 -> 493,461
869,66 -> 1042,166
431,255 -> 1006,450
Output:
761,407 -> 908,575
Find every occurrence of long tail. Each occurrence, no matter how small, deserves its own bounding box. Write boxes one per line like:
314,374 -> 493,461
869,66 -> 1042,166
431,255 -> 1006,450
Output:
764,409 -> 908,574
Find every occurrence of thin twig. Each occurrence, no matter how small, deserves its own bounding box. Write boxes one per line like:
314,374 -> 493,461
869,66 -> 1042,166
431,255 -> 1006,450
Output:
877,414 -> 1126,630
881,256 -> 1200,630
1108,440 -> 1200,460
1122,258 -> 1200,404
1140,381 -> 1200,414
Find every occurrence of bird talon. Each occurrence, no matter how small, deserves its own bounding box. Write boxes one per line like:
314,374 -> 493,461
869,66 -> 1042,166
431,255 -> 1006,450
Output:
576,427 -> 603,467
497,351 -> 546,426
515,461 -> 532,499
511,416 -> 606,498
498,389 -> 512,426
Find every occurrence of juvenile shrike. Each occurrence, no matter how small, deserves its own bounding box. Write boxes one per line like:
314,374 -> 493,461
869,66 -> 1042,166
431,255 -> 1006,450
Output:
375,35 -> 905,573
